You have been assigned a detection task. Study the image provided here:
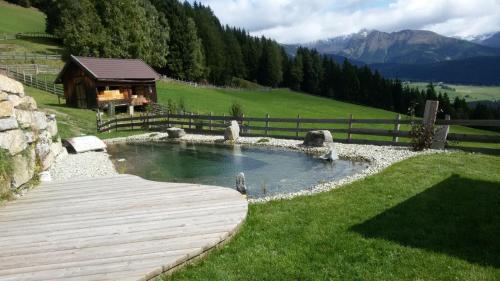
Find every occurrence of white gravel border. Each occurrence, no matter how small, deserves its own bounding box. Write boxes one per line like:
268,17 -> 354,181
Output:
104,133 -> 446,203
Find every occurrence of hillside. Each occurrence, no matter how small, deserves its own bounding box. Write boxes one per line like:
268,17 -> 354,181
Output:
372,56 -> 500,85
472,32 -> 500,49
0,0 -> 45,33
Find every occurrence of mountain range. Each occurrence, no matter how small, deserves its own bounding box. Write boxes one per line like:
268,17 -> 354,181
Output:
284,29 -> 500,84
471,32 -> 500,49
286,29 -> 500,64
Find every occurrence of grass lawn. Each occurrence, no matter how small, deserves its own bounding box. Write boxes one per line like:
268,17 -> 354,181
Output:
163,152 -> 500,281
157,81 -> 500,149
409,82 -> 500,102
0,0 -> 45,34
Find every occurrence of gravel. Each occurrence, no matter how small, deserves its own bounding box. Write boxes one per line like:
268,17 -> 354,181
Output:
50,150 -> 118,182
104,133 -> 447,203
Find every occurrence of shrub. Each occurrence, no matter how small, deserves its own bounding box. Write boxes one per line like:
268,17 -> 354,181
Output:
229,102 -> 244,118
410,123 -> 434,151
0,149 -> 13,189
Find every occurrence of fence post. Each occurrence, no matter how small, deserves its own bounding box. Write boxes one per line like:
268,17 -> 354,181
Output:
189,112 -> 193,129
431,114 -> 450,150
265,113 -> 270,136
209,112 -> 212,132
392,114 -> 401,143
423,100 -> 439,128
23,71 -> 26,84
296,114 -> 301,137
347,114 -> 353,143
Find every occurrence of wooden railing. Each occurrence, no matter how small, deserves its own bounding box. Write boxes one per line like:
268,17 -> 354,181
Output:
0,52 -> 62,61
97,112 -> 500,150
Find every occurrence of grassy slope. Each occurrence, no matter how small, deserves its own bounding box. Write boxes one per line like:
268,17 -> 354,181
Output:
409,82 -> 500,102
0,1 -> 45,34
164,152 -> 500,281
0,1 -> 62,57
157,81 -> 500,148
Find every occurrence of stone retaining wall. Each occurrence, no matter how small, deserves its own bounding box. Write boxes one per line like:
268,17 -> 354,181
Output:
0,75 -> 64,195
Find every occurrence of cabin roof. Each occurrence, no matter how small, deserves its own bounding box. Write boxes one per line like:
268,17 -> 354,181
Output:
55,55 -> 160,83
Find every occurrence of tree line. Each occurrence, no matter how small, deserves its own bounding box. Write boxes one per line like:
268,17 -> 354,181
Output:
9,0 -> 500,123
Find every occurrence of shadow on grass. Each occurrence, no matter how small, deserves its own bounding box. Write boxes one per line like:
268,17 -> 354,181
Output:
351,174 -> 500,268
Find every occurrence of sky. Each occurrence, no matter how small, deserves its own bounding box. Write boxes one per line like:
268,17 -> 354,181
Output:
192,0 -> 500,44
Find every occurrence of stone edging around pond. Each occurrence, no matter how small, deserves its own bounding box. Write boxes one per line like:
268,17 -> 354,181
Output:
104,133 -> 446,203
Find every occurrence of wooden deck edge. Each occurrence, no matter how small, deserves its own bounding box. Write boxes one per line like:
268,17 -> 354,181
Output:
142,207 -> 248,281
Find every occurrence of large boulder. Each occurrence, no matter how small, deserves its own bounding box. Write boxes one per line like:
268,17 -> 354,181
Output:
36,130 -> 52,160
0,100 -> 14,118
6,94 -> 21,107
0,129 -> 27,155
0,75 -> 24,97
17,96 -> 37,110
14,110 -> 47,130
0,92 -> 8,101
47,116 -> 58,137
303,130 -> 333,147
11,146 -> 35,188
0,117 -> 18,132
166,127 -> 185,139
224,120 -> 240,141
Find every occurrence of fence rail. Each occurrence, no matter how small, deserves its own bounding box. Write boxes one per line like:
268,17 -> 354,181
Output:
97,111 -> 500,150
2,68 -> 64,103
0,64 -> 60,75
0,52 -> 62,61
0,33 -> 59,41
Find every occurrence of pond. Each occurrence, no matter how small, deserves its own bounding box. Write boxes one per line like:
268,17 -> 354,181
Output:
107,142 -> 368,198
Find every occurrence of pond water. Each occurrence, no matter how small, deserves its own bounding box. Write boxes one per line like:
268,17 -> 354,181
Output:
107,143 -> 368,198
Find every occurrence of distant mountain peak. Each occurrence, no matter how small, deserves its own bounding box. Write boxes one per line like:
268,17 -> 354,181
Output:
290,29 -> 500,64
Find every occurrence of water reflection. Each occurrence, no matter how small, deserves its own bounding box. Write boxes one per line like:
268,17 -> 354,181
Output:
107,143 -> 367,198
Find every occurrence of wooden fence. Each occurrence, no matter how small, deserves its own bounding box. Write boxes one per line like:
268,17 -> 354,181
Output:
2,68 -> 64,103
0,52 -> 62,61
0,64 -> 60,75
96,111 -> 500,150
0,33 -> 59,41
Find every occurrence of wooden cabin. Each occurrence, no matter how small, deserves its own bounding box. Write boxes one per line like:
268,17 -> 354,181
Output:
55,55 -> 159,109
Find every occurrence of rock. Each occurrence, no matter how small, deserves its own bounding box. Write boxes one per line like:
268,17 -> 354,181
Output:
0,129 -> 27,155
303,130 -> 333,147
0,75 -> 24,97
14,109 -> 32,128
224,120 -> 240,141
17,96 -> 37,110
14,110 -> 47,130
39,171 -> 52,182
6,94 -> 21,107
0,117 -> 18,132
0,92 -> 8,101
47,118 -> 58,136
11,146 -> 35,188
23,131 -> 38,144
50,139 -> 64,157
40,151 -> 56,171
0,101 -> 14,118
235,172 -> 247,195
166,127 -> 186,138
431,125 -> 449,150
36,130 -> 52,159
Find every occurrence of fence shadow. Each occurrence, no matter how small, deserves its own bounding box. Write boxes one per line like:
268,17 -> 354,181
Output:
351,174 -> 500,267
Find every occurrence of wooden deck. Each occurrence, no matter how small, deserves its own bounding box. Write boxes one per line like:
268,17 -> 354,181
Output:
0,175 -> 248,281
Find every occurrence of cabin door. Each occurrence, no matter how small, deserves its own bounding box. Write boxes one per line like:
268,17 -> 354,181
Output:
75,81 -> 87,108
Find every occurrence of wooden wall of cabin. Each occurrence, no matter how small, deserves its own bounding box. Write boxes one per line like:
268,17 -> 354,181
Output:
62,63 -> 97,108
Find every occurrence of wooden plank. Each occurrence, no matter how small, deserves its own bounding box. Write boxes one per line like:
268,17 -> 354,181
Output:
0,175 -> 248,281
446,133 -> 500,143
435,119 -> 500,126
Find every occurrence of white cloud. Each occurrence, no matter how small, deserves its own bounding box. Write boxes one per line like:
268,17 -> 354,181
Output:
193,0 -> 500,43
